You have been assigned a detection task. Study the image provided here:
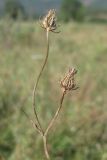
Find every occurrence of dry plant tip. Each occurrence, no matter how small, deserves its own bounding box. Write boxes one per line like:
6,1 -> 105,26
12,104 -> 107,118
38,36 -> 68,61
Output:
60,68 -> 78,93
39,9 -> 59,33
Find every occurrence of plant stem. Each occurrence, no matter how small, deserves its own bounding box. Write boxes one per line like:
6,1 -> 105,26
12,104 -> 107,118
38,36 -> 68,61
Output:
42,91 -> 66,159
44,91 -> 66,137
32,30 -> 49,133
43,136 -> 50,160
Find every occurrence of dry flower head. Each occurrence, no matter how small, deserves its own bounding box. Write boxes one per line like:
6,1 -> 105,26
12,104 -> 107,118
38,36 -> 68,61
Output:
40,9 -> 59,33
60,68 -> 78,93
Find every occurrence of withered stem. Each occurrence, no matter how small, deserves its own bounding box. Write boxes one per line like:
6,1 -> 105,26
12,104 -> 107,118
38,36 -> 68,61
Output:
43,136 -> 50,160
33,30 -> 49,134
44,91 -> 66,137
42,91 -> 66,159
21,108 -> 42,135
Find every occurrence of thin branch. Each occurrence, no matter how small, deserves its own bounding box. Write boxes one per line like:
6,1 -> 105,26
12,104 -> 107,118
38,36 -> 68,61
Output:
44,91 -> 66,137
21,108 -> 42,135
32,30 -> 49,134
42,91 -> 66,159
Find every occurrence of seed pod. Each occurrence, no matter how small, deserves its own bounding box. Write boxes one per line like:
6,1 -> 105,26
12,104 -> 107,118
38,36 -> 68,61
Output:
60,68 -> 78,93
40,9 -> 59,33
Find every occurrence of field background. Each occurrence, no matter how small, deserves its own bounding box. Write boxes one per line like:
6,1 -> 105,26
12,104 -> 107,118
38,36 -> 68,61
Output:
0,20 -> 107,160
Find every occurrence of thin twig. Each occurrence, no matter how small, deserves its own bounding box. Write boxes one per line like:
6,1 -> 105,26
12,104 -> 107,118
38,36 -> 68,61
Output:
21,108 -> 42,135
32,30 -> 49,134
44,91 -> 66,137
42,91 -> 66,159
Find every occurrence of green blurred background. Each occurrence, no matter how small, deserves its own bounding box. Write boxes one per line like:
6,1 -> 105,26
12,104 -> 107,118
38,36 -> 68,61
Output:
0,0 -> 107,160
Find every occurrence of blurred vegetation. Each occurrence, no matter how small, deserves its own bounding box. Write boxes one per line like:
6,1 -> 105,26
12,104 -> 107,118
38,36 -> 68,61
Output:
4,0 -> 26,19
1,0 -> 107,23
0,20 -> 107,160
60,0 -> 86,22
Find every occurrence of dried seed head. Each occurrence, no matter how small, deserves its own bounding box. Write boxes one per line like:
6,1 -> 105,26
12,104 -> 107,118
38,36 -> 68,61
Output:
40,9 -> 59,33
60,68 -> 78,93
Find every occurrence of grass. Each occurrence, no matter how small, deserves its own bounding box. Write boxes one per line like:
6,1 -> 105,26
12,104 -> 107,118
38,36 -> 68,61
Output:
0,20 -> 107,160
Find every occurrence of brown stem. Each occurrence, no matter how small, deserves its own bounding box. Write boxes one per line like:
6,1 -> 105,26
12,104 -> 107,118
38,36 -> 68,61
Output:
21,108 -> 42,135
33,30 -> 49,134
43,136 -> 50,160
44,91 -> 66,137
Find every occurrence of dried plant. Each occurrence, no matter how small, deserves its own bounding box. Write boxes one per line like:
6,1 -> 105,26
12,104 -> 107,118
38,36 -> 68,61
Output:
23,9 -> 78,160
39,9 -> 59,33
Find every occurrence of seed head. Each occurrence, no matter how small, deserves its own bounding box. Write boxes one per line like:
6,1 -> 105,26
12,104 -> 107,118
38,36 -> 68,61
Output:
39,9 -> 59,33
60,68 -> 78,93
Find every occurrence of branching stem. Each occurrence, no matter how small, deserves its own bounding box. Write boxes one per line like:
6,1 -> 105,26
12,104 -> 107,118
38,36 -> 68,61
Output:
42,91 -> 66,160
44,91 -> 66,137
32,29 -> 49,133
